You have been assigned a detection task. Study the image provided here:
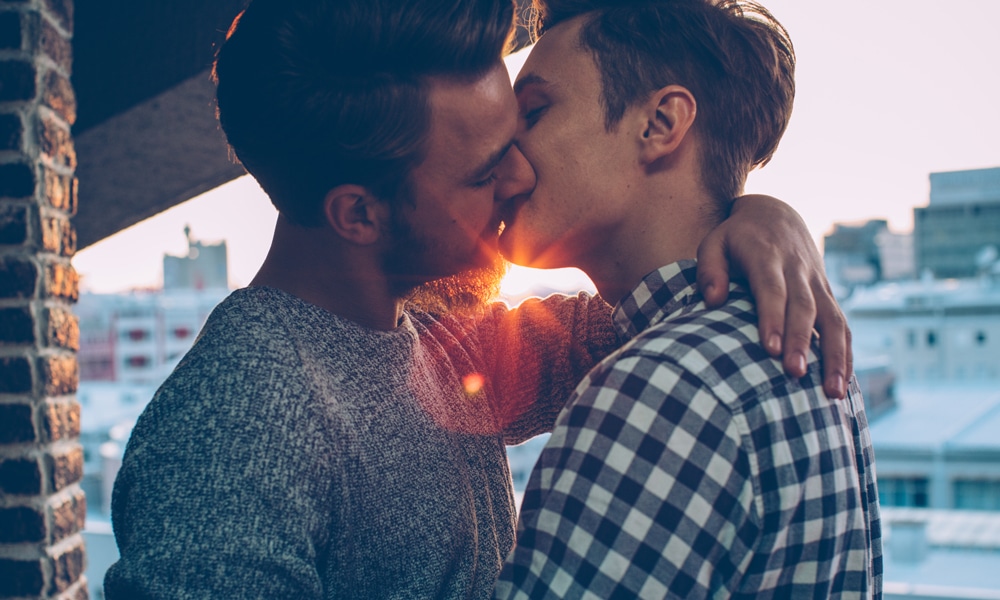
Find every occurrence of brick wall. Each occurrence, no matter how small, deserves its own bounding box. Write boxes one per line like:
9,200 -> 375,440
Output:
0,0 -> 88,598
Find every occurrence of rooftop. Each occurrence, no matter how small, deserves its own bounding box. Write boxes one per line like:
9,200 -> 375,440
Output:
883,508 -> 1000,598
845,276 -> 1000,314
868,382 -> 1000,455
929,167 -> 1000,207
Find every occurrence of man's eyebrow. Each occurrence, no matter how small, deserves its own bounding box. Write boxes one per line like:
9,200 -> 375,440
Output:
513,73 -> 549,96
468,139 -> 514,181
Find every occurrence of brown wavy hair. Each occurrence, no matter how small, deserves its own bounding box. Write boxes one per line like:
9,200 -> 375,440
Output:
214,0 -> 517,226
529,0 -> 795,214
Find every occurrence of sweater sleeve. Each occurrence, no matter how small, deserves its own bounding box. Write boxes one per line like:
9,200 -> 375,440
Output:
476,291 -> 619,445
104,340 -> 342,599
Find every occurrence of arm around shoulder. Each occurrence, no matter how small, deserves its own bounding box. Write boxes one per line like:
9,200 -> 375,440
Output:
478,291 -> 619,444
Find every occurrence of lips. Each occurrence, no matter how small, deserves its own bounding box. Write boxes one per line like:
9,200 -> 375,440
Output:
498,197 -> 526,234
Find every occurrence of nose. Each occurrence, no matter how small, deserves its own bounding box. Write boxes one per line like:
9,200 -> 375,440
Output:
494,144 -> 536,203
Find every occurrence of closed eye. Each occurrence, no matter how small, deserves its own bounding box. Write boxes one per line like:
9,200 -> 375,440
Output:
522,105 -> 549,129
472,173 -> 498,188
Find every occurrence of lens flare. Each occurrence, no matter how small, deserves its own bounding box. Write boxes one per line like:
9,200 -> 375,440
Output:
462,372 -> 485,396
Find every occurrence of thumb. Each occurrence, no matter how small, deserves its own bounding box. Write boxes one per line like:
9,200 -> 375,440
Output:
696,228 -> 732,307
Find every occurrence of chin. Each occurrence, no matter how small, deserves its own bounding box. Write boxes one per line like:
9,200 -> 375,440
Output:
404,254 -> 509,317
499,234 -> 558,270
498,231 -> 530,267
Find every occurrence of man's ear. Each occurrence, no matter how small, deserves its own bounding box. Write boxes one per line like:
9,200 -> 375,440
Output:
639,85 -> 697,165
322,184 -> 387,245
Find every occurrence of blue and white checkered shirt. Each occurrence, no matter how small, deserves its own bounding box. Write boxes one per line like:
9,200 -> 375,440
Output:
496,261 -> 882,599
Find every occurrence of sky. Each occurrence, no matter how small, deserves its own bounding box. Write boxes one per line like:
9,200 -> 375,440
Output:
73,0 -> 1000,294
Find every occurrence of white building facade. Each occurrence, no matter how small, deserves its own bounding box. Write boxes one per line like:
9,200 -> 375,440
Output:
845,274 -> 1000,384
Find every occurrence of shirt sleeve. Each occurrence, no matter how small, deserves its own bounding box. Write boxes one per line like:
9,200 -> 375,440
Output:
495,353 -> 759,599
476,292 -> 619,445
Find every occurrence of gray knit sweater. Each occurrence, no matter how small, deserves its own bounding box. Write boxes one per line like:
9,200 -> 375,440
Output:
104,286 -> 616,599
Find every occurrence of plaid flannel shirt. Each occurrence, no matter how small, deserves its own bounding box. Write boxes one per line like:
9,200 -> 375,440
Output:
495,261 -> 882,599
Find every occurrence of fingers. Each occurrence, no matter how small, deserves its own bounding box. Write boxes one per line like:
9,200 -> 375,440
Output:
696,194 -> 851,395
695,227 -> 733,308
813,279 -> 850,399
777,269 -> 816,379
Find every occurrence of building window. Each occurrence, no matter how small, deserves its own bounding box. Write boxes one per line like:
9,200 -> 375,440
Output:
954,480 -> 1000,511
906,330 -> 917,348
173,327 -> 191,339
123,329 -> 150,342
879,477 -> 929,508
126,355 -> 150,368
977,331 -> 988,346
927,331 -> 937,347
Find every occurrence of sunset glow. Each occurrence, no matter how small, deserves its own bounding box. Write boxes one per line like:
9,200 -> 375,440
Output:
74,2 -> 1000,298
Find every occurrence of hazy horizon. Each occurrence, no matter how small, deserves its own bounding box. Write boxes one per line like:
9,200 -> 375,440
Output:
74,1 -> 1000,293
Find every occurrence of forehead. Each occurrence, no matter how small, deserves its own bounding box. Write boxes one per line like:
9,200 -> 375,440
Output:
517,16 -> 594,85
419,64 -> 517,178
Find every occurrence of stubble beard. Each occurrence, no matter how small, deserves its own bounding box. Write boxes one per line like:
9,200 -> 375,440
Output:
382,206 -> 508,318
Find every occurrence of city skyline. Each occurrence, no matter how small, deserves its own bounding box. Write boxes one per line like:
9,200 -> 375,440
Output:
74,1 -> 1000,293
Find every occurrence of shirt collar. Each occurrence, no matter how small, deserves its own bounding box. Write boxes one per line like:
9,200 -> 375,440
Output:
613,260 -> 700,342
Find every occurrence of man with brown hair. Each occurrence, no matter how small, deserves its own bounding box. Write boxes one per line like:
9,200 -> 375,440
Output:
496,1 -> 881,597
105,0 -> 852,598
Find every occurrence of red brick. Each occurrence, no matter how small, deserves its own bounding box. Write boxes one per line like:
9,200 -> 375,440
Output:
0,203 -> 29,245
45,305 -> 79,350
0,505 -> 45,543
63,580 -> 91,600
41,213 -> 77,256
42,398 -> 80,442
50,487 -> 86,543
0,59 -> 36,102
0,162 -> 36,198
0,355 -> 33,393
0,456 -> 43,495
0,256 -> 38,298
40,353 -> 78,396
42,166 -> 77,213
42,0 -> 73,35
44,260 -> 78,301
0,558 -> 44,597
42,69 -> 76,126
38,113 -> 76,170
48,538 -> 86,594
0,112 -> 22,150
21,12 -> 71,73
47,445 -> 83,491
0,402 -> 35,443
39,14 -> 71,73
0,11 -> 21,50
0,306 -> 34,345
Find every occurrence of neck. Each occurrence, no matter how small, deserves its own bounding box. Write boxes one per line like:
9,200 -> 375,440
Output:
582,178 -> 719,305
250,217 -> 404,330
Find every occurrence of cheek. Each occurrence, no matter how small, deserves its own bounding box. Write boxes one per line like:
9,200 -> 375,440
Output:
500,198 -> 563,265
528,131 -> 589,197
456,193 -> 500,242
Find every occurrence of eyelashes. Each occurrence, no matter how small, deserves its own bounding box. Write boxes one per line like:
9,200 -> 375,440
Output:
522,105 -> 548,129
472,173 -> 499,188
